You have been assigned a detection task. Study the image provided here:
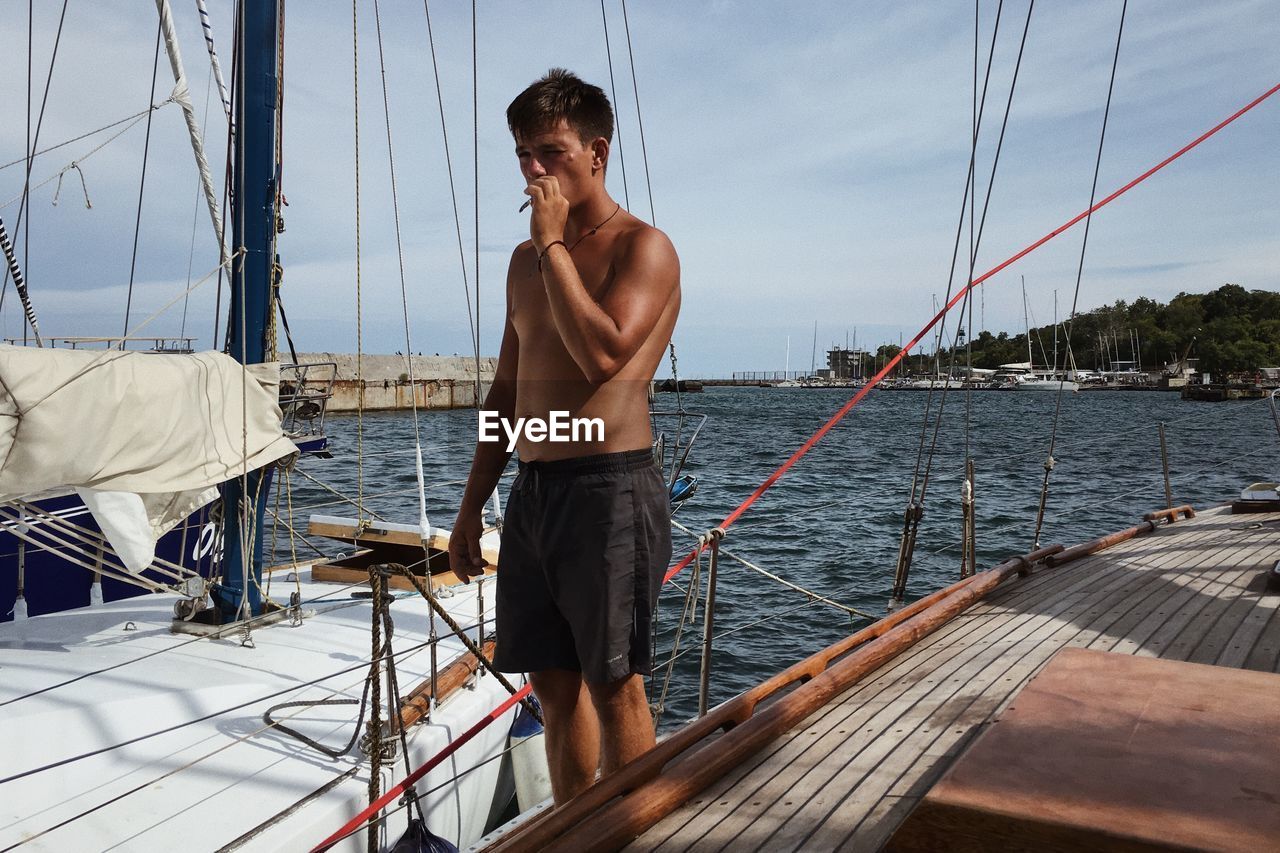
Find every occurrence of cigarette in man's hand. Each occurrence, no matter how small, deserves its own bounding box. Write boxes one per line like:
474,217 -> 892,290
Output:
519,199 -> 532,212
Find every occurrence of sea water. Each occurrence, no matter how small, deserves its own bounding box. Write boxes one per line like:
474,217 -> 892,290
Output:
282,388 -> 1278,728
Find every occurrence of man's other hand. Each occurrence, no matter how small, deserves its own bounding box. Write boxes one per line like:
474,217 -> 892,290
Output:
448,511 -> 488,584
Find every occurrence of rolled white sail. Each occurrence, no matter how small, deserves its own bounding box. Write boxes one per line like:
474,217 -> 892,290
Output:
0,347 -> 297,569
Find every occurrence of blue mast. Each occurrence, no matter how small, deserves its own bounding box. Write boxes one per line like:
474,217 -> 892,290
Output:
214,0 -> 280,621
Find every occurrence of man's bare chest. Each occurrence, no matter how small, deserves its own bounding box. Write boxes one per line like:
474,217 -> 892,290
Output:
510,250 -> 616,335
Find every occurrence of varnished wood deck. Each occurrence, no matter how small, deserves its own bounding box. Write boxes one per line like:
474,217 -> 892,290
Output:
627,505 -> 1280,852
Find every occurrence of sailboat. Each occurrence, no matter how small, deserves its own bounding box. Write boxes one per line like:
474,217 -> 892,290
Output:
775,335 -> 802,387
0,3 -> 545,850
1013,279 -> 1078,392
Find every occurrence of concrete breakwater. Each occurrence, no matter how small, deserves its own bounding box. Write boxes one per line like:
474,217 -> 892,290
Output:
294,352 -> 495,412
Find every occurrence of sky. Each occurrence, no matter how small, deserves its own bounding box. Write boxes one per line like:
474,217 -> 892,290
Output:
0,1 -> 1276,377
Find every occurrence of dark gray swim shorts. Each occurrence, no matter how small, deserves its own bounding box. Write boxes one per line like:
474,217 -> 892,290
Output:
492,449 -> 672,685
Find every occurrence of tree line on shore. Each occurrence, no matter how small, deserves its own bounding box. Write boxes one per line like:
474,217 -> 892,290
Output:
874,284 -> 1280,377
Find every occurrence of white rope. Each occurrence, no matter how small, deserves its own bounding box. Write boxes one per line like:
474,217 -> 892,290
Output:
0,104 -> 172,172
155,0 -> 229,271
124,250 -> 242,340
0,104 -> 174,210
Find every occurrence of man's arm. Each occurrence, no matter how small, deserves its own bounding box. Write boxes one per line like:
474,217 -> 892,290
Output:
449,278 -> 519,583
538,228 -> 679,384
525,176 -> 679,384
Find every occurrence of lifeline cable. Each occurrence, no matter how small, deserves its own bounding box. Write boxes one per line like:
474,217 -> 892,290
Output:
311,684 -> 532,852
665,79 -> 1280,585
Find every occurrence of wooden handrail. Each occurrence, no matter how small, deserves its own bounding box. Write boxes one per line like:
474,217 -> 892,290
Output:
1143,504 -> 1196,524
399,639 -> 496,728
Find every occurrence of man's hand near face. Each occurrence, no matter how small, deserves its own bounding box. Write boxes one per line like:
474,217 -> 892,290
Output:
524,175 -> 570,253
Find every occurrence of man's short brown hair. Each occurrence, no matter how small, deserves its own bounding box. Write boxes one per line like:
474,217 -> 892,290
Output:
507,68 -> 614,146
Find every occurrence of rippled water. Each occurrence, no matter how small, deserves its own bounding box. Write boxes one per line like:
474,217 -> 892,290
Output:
282,387 -> 1279,728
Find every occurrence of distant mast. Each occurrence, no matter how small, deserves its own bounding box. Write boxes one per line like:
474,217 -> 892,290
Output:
809,321 -> 817,377
215,0 -> 281,621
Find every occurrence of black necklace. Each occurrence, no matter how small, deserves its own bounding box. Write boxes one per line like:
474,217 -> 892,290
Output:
535,203 -> 622,272
567,203 -> 622,252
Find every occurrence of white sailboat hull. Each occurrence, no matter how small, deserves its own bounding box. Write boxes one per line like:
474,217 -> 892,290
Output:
0,566 -> 519,851
1015,379 -> 1079,392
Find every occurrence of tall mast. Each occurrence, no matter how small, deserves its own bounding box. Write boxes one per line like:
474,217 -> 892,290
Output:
1021,276 -> 1032,369
1052,289 -> 1059,376
215,0 -> 281,621
809,320 -> 817,376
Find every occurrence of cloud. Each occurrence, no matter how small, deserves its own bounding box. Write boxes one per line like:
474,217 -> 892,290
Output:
1,0 -> 1276,376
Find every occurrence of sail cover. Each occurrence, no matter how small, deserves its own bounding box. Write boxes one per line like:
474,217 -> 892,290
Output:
0,346 -> 298,570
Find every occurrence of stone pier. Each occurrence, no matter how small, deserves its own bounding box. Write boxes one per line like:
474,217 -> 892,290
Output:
294,352 -> 496,412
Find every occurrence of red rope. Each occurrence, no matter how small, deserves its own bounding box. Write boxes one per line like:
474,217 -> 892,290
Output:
667,80 -> 1280,584
311,683 -> 532,852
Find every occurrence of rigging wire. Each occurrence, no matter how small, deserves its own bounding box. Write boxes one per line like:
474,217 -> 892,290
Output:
664,78 -> 1280,586
472,0 -> 482,404
1031,0 -> 1128,549
351,0 -> 365,533
23,0 -> 31,343
1,0 -> 70,319
371,0 -> 431,540
420,0 -> 479,373
894,0 -> 1017,599
599,0 -> 630,209
0,109 -> 170,212
902,0 -> 1003,506
920,0 -> 1034,507
0,106 -> 167,174
120,17 -> 165,345
669,518 -> 874,619
619,0 -> 654,224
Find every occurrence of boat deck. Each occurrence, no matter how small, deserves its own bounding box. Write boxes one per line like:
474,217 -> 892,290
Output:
628,505 -> 1280,852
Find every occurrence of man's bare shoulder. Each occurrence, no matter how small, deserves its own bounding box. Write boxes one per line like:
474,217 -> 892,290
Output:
510,239 -> 536,262
615,217 -> 678,272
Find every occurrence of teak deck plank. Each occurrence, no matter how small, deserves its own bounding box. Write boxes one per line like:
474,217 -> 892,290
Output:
628,507 -> 1280,852
660,529 -> 1202,851
1242,590 -> 1280,672
639,553 -> 1124,852
636,561 -> 1091,849
811,528 -> 1236,852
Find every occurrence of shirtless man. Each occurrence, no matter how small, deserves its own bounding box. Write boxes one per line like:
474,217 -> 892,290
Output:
448,69 -> 680,806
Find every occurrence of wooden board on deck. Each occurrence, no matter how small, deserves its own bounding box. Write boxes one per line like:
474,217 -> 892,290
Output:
887,647 -> 1280,852
310,562 -> 495,591
306,513 -> 500,584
